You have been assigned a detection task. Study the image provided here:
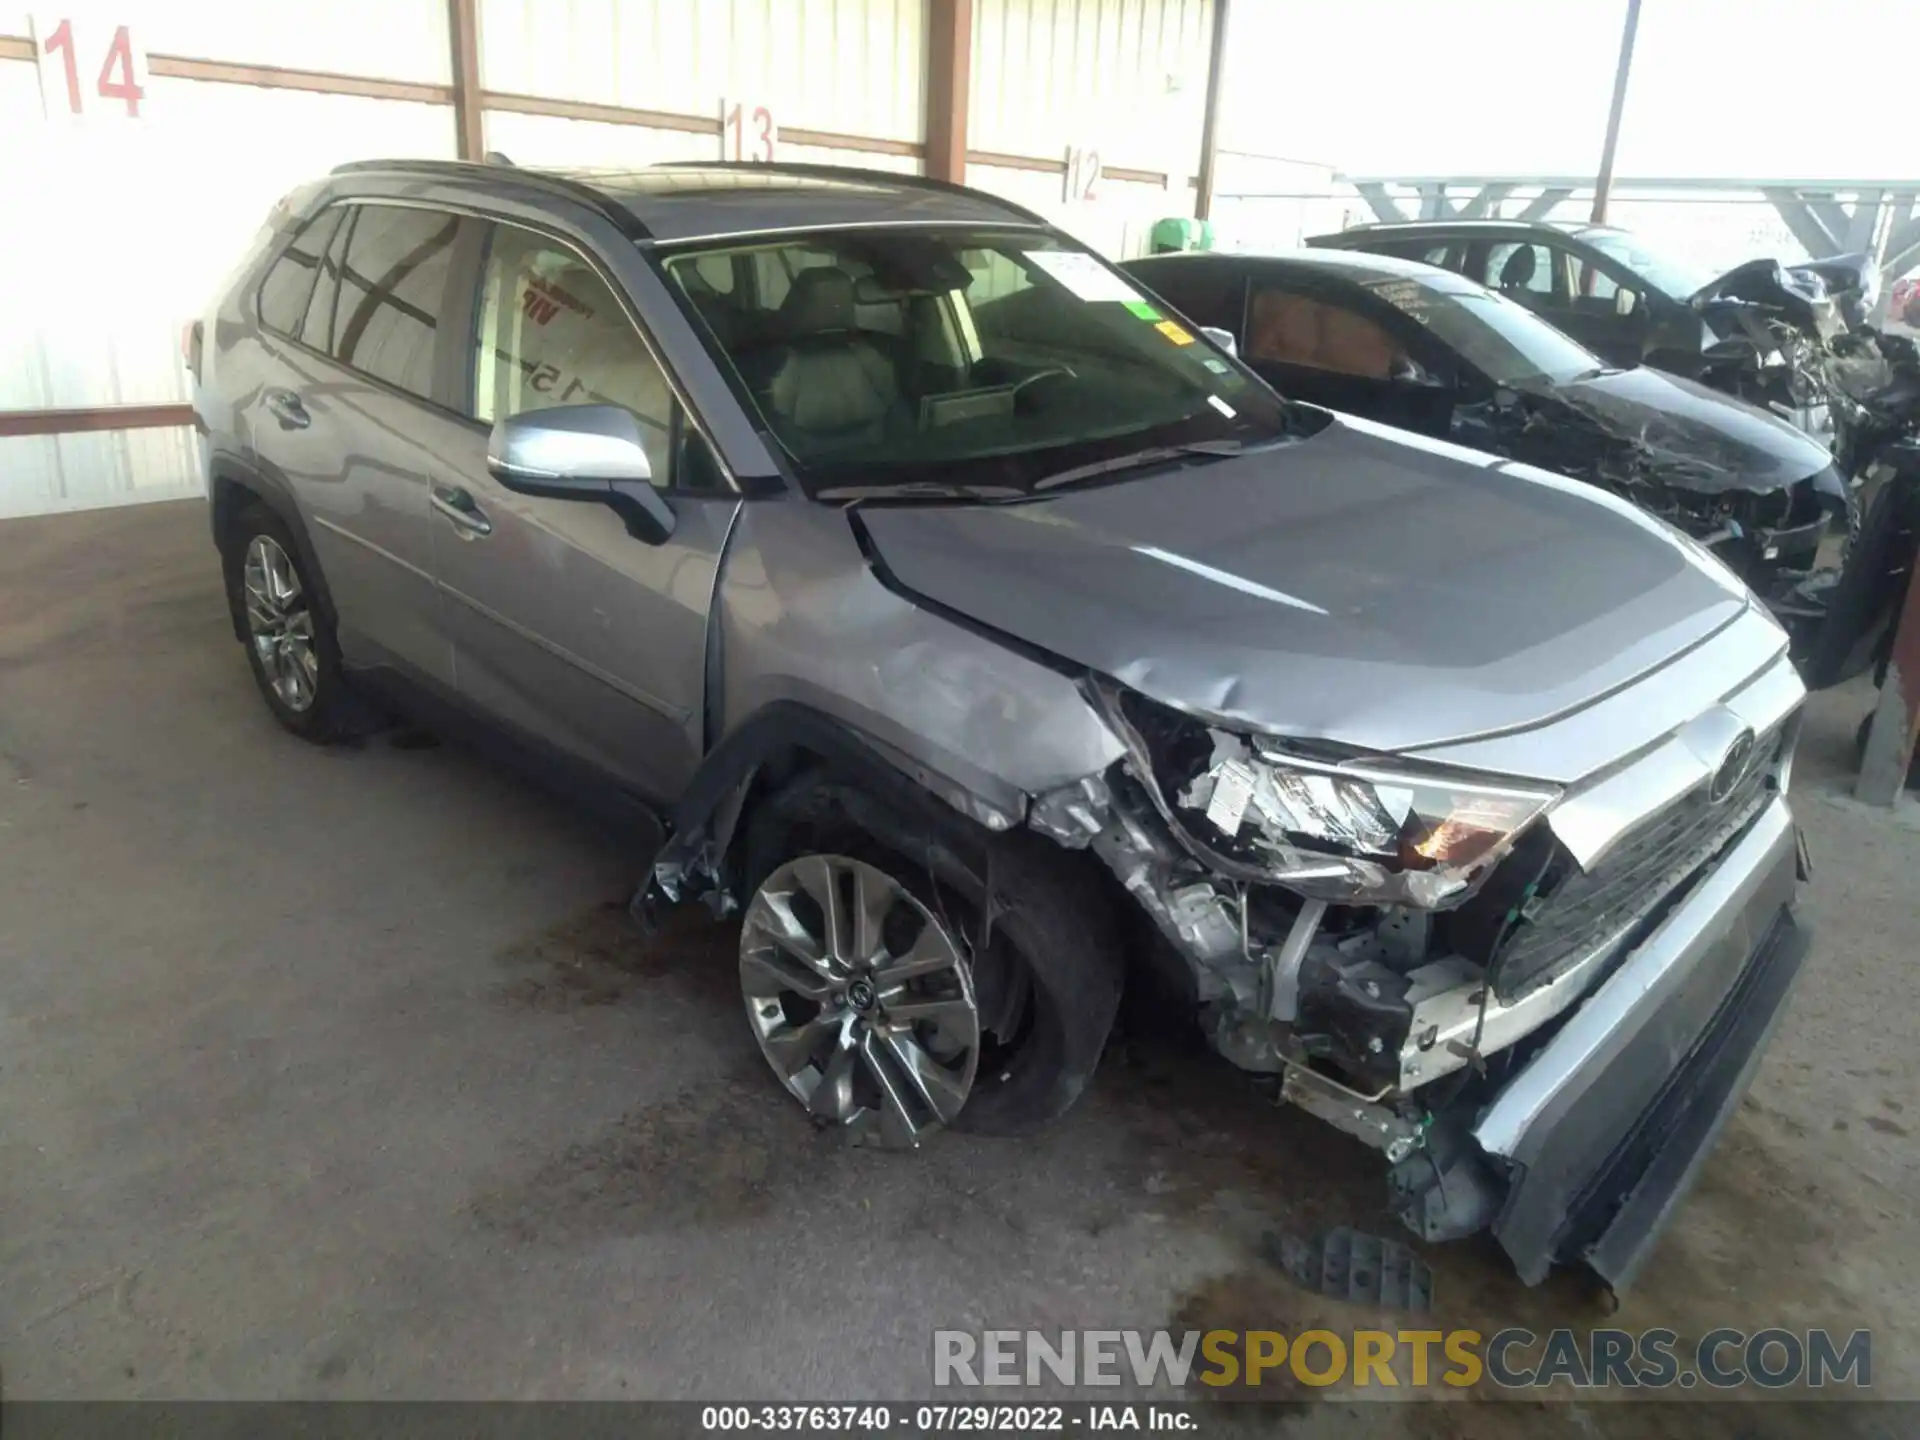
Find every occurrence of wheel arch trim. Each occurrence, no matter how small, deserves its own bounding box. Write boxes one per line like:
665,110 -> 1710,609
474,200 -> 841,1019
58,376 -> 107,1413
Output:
208,457 -> 339,643
652,700 -> 1021,904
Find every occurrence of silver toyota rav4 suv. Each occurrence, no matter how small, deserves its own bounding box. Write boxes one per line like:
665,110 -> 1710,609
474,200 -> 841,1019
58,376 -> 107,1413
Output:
193,160 -> 1811,1288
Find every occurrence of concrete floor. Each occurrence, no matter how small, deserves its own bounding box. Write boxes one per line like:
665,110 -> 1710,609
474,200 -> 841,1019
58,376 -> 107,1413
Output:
2,499 -> 1916,1427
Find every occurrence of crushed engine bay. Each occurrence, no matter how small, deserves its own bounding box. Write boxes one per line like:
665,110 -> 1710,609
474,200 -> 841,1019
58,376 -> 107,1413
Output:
1451,389 -> 1839,609
1028,678 -> 1796,1243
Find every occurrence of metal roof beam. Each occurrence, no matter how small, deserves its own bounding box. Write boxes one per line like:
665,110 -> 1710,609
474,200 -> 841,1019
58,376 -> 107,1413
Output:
1515,187 -> 1577,221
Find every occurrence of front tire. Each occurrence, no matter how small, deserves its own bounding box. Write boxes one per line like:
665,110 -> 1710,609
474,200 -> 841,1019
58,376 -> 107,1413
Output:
738,779 -> 1125,1144
222,504 -> 352,743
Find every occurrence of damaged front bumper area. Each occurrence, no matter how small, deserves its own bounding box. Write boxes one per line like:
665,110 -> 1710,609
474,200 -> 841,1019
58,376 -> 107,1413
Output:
1472,797 -> 1807,1287
1033,659 -> 1807,1287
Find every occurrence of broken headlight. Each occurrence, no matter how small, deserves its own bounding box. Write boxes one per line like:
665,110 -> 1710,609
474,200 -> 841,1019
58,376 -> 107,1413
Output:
1176,735 -> 1558,907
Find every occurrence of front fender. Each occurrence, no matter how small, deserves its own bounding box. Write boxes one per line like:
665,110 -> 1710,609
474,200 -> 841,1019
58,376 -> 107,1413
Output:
709,499 -> 1124,822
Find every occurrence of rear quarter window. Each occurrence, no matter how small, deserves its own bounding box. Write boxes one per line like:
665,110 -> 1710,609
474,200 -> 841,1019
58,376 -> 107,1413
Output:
256,209 -> 345,338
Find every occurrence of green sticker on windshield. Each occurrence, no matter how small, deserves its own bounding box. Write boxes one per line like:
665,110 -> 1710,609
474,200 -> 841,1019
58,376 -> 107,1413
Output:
1123,300 -> 1161,320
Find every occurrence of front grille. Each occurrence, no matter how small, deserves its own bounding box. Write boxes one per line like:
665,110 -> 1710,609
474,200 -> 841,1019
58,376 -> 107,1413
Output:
1488,734 -> 1783,999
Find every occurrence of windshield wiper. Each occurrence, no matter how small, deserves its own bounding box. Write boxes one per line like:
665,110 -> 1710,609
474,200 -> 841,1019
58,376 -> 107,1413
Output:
1032,438 -> 1278,493
817,480 -> 1028,503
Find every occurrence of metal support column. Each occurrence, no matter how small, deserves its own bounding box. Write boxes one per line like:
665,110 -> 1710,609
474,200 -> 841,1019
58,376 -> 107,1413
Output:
1195,0 -> 1230,221
447,0 -> 484,161
1591,0 -> 1642,225
924,0 -> 972,184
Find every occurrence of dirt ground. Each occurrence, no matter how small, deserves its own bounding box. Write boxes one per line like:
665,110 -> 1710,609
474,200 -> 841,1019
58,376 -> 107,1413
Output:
1,499 -> 1915,1432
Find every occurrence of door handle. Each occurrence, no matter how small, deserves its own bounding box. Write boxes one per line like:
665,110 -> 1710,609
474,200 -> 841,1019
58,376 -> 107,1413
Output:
263,388 -> 309,430
431,483 -> 493,538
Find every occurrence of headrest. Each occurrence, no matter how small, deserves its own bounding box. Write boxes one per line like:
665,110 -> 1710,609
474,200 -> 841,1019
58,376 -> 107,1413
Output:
781,267 -> 857,332
1499,247 -> 1536,289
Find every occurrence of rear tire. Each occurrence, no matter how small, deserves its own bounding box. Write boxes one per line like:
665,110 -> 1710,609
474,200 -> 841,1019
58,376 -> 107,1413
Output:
739,778 -> 1125,1139
222,503 -> 354,743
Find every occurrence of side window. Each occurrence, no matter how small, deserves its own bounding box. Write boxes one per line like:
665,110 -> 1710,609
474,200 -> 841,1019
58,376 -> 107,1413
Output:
1246,287 -> 1410,380
1135,264 -> 1245,334
1569,253 -> 1628,304
960,248 -> 1033,304
472,225 -> 680,489
1486,242 -> 1555,299
298,207 -> 351,352
686,255 -> 736,296
332,204 -> 461,400
257,208 -> 344,338
752,245 -> 838,311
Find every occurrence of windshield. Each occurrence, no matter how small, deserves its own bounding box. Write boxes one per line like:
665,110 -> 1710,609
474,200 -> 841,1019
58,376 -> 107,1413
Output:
1573,229 -> 1714,302
1358,274 -> 1605,386
658,228 -> 1289,496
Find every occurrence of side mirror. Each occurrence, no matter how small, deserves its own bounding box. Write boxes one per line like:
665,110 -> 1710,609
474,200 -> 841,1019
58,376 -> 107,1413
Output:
1614,288 -> 1640,318
1198,325 -> 1238,356
488,403 -> 676,545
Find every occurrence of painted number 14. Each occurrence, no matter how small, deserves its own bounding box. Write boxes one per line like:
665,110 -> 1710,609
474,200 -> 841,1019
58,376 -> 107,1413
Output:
34,17 -> 146,119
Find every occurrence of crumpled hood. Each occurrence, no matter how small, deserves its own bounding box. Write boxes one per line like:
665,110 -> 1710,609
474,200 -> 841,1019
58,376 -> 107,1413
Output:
1523,365 -> 1833,494
856,413 -> 1752,755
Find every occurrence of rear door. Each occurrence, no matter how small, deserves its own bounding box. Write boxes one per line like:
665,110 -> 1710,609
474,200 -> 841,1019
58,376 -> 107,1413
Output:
427,218 -> 741,802
249,201 -> 462,685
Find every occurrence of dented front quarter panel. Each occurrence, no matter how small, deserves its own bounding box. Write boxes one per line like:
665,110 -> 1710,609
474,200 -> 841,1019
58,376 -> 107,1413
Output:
713,499 -> 1124,821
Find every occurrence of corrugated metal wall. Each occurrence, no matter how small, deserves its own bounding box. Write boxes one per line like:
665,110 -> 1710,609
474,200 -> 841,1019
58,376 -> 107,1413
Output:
964,0 -> 1212,258
480,0 -> 924,147
0,0 -> 1212,516
968,0 -> 1209,165
0,0 -> 455,515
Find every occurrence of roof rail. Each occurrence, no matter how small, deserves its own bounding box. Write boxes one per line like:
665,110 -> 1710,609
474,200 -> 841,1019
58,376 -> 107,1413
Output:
653,159 -> 1052,227
328,158 -> 651,239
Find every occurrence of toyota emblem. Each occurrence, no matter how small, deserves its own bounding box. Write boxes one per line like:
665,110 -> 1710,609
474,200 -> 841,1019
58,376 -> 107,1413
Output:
1708,729 -> 1758,803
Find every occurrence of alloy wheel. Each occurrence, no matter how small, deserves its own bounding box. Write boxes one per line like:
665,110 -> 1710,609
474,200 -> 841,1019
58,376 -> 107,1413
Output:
242,534 -> 319,713
740,854 -> 980,1148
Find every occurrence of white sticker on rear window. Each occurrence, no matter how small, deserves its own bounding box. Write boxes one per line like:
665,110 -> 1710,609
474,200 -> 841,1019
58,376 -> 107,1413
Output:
1022,250 -> 1146,303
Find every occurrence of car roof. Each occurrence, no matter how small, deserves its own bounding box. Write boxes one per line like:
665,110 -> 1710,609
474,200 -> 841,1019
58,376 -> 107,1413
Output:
1314,219 -> 1629,242
330,158 -> 1048,244
1130,246 -> 1479,288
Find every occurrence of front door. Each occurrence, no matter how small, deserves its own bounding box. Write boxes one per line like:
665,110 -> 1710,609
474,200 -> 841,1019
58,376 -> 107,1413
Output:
1240,282 -> 1456,437
1552,247 -> 1656,367
429,219 -> 740,803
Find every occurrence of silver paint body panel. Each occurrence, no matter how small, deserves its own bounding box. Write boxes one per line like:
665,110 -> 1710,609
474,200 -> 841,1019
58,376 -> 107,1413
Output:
856,412 -> 1755,766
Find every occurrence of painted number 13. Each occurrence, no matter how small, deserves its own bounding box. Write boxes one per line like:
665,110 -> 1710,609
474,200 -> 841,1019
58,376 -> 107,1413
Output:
724,102 -> 776,163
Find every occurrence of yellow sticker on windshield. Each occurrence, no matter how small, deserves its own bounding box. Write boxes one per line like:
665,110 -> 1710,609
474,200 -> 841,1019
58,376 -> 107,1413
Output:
1156,319 -> 1195,346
